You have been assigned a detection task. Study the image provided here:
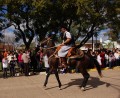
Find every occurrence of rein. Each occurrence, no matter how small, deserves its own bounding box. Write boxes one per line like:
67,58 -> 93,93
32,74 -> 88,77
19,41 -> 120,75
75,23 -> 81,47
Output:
40,38 -> 52,45
43,46 -> 57,50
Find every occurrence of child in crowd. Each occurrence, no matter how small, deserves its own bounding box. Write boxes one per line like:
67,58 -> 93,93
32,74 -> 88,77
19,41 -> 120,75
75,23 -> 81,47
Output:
2,57 -> 8,78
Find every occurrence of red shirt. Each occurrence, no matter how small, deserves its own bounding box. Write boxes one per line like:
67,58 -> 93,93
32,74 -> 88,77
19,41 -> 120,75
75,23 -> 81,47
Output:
18,54 -> 23,62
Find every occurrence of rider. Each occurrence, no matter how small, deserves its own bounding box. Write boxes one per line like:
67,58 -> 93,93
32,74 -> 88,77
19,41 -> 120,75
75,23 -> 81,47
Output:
58,25 -> 75,67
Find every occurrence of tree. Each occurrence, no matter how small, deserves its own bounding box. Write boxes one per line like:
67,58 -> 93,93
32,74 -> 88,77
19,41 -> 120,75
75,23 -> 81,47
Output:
74,0 -> 119,48
5,0 -> 36,49
0,0 -> 119,49
107,0 -> 120,41
0,31 -> 15,50
103,41 -> 114,49
0,2 -> 8,39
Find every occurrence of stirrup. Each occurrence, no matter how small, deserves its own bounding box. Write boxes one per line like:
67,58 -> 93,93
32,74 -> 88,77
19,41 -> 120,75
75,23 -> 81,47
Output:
61,63 -> 67,68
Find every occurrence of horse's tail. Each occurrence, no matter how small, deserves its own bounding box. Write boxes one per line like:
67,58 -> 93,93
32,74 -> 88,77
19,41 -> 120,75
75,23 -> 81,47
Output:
93,58 -> 103,77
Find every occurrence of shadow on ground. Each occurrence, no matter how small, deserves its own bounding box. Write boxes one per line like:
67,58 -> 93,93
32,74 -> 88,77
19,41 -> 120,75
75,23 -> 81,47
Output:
45,75 -> 120,96
45,77 -> 105,90
60,77 -> 105,90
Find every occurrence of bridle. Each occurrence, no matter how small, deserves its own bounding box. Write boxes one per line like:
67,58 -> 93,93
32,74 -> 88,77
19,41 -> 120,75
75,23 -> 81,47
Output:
40,38 -> 57,50
40,38 -> 52,46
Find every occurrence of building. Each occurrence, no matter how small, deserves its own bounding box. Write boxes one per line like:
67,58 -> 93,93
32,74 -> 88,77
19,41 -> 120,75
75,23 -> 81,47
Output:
79,40 -> 101,51
0,43 -> 14,51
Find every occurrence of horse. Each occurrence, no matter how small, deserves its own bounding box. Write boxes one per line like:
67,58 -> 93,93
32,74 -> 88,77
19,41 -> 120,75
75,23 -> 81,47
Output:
40,38 -> 102,91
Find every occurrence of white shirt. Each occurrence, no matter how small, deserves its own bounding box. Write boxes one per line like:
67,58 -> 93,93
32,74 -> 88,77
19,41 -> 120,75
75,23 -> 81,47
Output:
2,59 -> 8,68
114,52 -> 119,59
7,55 -> 13,63
97,55 -> 102,65
22,53 -> 30,63
43,55 -> 49,68
63,31 -> 71,41
105,54 -> 108,60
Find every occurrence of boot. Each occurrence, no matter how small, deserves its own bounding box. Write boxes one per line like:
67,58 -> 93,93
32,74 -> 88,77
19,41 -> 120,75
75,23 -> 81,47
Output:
59,57 -> 67,68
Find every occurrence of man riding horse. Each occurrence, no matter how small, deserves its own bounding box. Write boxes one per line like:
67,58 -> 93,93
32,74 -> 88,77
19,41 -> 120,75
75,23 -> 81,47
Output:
40,26 -> 102,90
57,25 -> 75,68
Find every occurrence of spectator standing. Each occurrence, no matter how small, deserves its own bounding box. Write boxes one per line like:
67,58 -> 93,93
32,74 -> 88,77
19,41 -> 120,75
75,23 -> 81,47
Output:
3,49 -> 8,58
114,50 -> 120,66
0,52 -> 4,70
40,48 -> 44,71
2,57 -> 8,78
18,50 -> 24,74
100,50 -> 105,68
22,50 -> 30,76
30,48 -> 37,74
9,57 -> 16,77
108,52 -> 115,69
7,52 -> 14,65
118,50 -> 120,66
14,50 -> 19,64
105,52 -> 109,67
97,51 -> 102,66
36,51 -> 40,71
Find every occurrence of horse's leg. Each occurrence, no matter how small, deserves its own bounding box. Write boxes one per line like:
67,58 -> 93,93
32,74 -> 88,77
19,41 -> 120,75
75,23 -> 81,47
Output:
43,69 -> 52,87
93,58 -> 103,77
80,69 -> 90,91
54,69 -> 62,89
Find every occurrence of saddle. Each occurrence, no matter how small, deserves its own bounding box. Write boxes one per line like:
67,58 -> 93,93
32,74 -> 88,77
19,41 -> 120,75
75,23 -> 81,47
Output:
56,45 -> 84,59
55,45 -> 84,68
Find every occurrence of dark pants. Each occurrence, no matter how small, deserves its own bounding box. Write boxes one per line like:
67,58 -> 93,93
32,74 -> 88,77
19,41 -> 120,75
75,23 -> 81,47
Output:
10,67 -> 15,77
115,59 -> 119,66
109,61 -> 114,68
18,62 -> 24,73
24,63 -> 29,76
46,67 -> 50,74
31,57 -> 37,73
3,68 -> 7,78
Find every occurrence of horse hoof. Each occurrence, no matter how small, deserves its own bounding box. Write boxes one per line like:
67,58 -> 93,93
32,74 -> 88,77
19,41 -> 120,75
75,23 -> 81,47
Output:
99,74 -> 103,78
43,85 -> 46,88
81,87 -> 85,91
59,84 -> 62,90
59,87 -> 61,90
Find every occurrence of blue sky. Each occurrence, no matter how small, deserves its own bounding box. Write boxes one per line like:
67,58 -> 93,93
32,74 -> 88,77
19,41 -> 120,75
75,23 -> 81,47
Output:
97,29 -> 110,41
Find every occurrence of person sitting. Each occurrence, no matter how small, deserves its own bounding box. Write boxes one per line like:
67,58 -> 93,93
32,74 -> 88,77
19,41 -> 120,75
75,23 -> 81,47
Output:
57,25 -> 75,68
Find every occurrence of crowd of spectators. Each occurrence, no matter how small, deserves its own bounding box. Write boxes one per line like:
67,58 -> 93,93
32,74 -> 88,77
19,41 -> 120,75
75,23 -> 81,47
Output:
86,48 -> 120,69
0,47 -> 120,78
0,46 -> 44,79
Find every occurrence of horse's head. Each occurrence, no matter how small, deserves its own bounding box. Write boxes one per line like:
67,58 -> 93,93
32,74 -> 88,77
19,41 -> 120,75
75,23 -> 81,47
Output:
40,38 -> 56,57
40,38 -> 55,48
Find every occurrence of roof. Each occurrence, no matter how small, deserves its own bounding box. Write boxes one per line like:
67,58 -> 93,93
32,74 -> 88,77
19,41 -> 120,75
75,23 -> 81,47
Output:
86,40 -> 100,43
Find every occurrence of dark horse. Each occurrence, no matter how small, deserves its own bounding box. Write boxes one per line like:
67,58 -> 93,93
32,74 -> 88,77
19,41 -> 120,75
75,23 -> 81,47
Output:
40,38 -> 102,91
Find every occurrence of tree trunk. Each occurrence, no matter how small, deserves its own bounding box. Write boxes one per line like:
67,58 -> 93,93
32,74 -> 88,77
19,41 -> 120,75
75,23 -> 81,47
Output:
25,44 -> 30,50
92,35 -> 93,51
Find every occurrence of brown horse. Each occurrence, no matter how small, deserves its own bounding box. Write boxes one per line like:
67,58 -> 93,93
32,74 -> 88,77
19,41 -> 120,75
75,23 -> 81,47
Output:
40,38 -> 102,91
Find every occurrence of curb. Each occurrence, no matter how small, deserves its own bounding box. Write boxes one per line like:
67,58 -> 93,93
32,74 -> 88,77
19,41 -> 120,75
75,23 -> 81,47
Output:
39,66 -> 120,75
88,66 -> 120,72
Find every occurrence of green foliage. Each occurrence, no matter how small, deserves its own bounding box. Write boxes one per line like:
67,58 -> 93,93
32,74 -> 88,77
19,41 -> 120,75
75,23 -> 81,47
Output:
0,0 -> 119,48
103,41 -> 113,49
